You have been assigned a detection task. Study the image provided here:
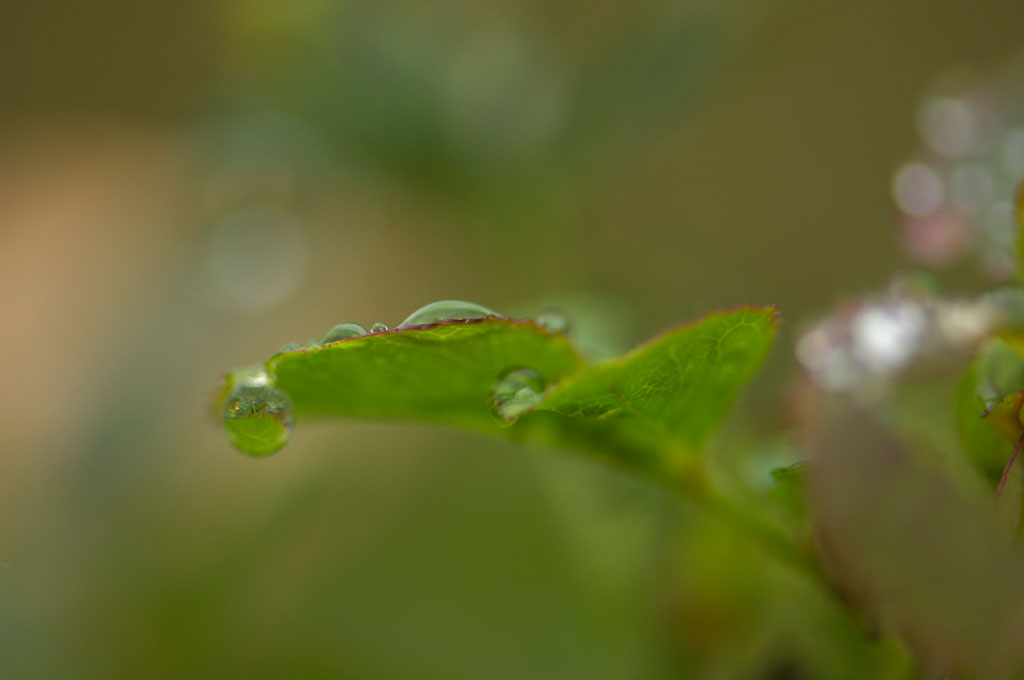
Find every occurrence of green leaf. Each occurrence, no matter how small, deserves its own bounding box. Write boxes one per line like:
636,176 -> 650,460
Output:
957,337 -> 1024,538
812,410 -> 1024,678
534,306 -> 777,457
267,319 -> 584,430
218,306 -> 776,478
956,337 -> 1024,483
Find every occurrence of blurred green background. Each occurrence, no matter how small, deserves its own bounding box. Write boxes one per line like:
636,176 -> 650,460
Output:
2,1 -> 1024,677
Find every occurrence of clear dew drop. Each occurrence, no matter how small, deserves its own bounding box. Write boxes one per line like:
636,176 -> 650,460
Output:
535,309 -> 569,334
321,322 -> 368,344
491,368 -> 545,423
370,322 -> 389,333
398,300 -> 501,328
222,383 -> 294,456
279,341 -> 304,353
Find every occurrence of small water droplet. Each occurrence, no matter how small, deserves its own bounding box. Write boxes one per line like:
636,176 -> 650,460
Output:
535,309 -> 569,334
222,383 -> 294,456
491,368 -> 545,423
321,322 -> 368,344
370,322 -> 389,333
279,341 -> 304,353
398,300 -> 501,328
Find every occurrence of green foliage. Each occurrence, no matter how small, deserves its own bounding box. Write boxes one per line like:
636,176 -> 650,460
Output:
268,319 -> 584,429
957,338 -> 1024,483
537,307 -> 776,456
219,291 -> 1024,678
219,306 -> 777,481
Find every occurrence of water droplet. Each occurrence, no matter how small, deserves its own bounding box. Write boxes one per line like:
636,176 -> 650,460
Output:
535,309 -> 569,334
490,368 -> 545,422
279,341 -> 304,353
321,322 -> 368,344
370,322 -> 389,333
222,383 -> 293,456
892,163 -> 945,217
398,300 -> 501,328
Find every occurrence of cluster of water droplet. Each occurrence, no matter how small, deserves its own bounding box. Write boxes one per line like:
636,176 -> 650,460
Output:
796,277 -> 1000,395
891,60 -> 1024,280
273,300 -> 571,356
223,300 -> 570,455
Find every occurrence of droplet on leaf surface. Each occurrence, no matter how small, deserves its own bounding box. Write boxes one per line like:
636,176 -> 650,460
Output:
321,323 -> 369,344
398,300 -> 501,328
370,322 -> 389,333
491,368 -> 545,422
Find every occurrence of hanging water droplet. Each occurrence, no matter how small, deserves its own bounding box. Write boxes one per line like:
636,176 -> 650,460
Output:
398,300 -> 501,328
490,368 -> 545,423
321,322 -> 368,344
535,309 -> 569,334
279,341 -> 304,353
370,322 -> 389,333
222,383 -> 294,456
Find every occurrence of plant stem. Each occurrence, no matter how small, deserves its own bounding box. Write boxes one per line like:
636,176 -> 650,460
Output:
672,459 -> 826,583
996,433 -> 1024,499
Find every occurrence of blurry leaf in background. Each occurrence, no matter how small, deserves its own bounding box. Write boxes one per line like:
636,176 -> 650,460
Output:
218,1 -> 725,219
660,504 -> 913,680
812,408 -> 1024,679
957,337 -> 1024,482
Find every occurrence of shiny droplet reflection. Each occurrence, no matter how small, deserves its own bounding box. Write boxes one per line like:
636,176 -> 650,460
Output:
321,323 -> 368,344
222,383 -> 294,456
398,300 -> 501,328
370,322 -> 389,333
491,368 -> 545,422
